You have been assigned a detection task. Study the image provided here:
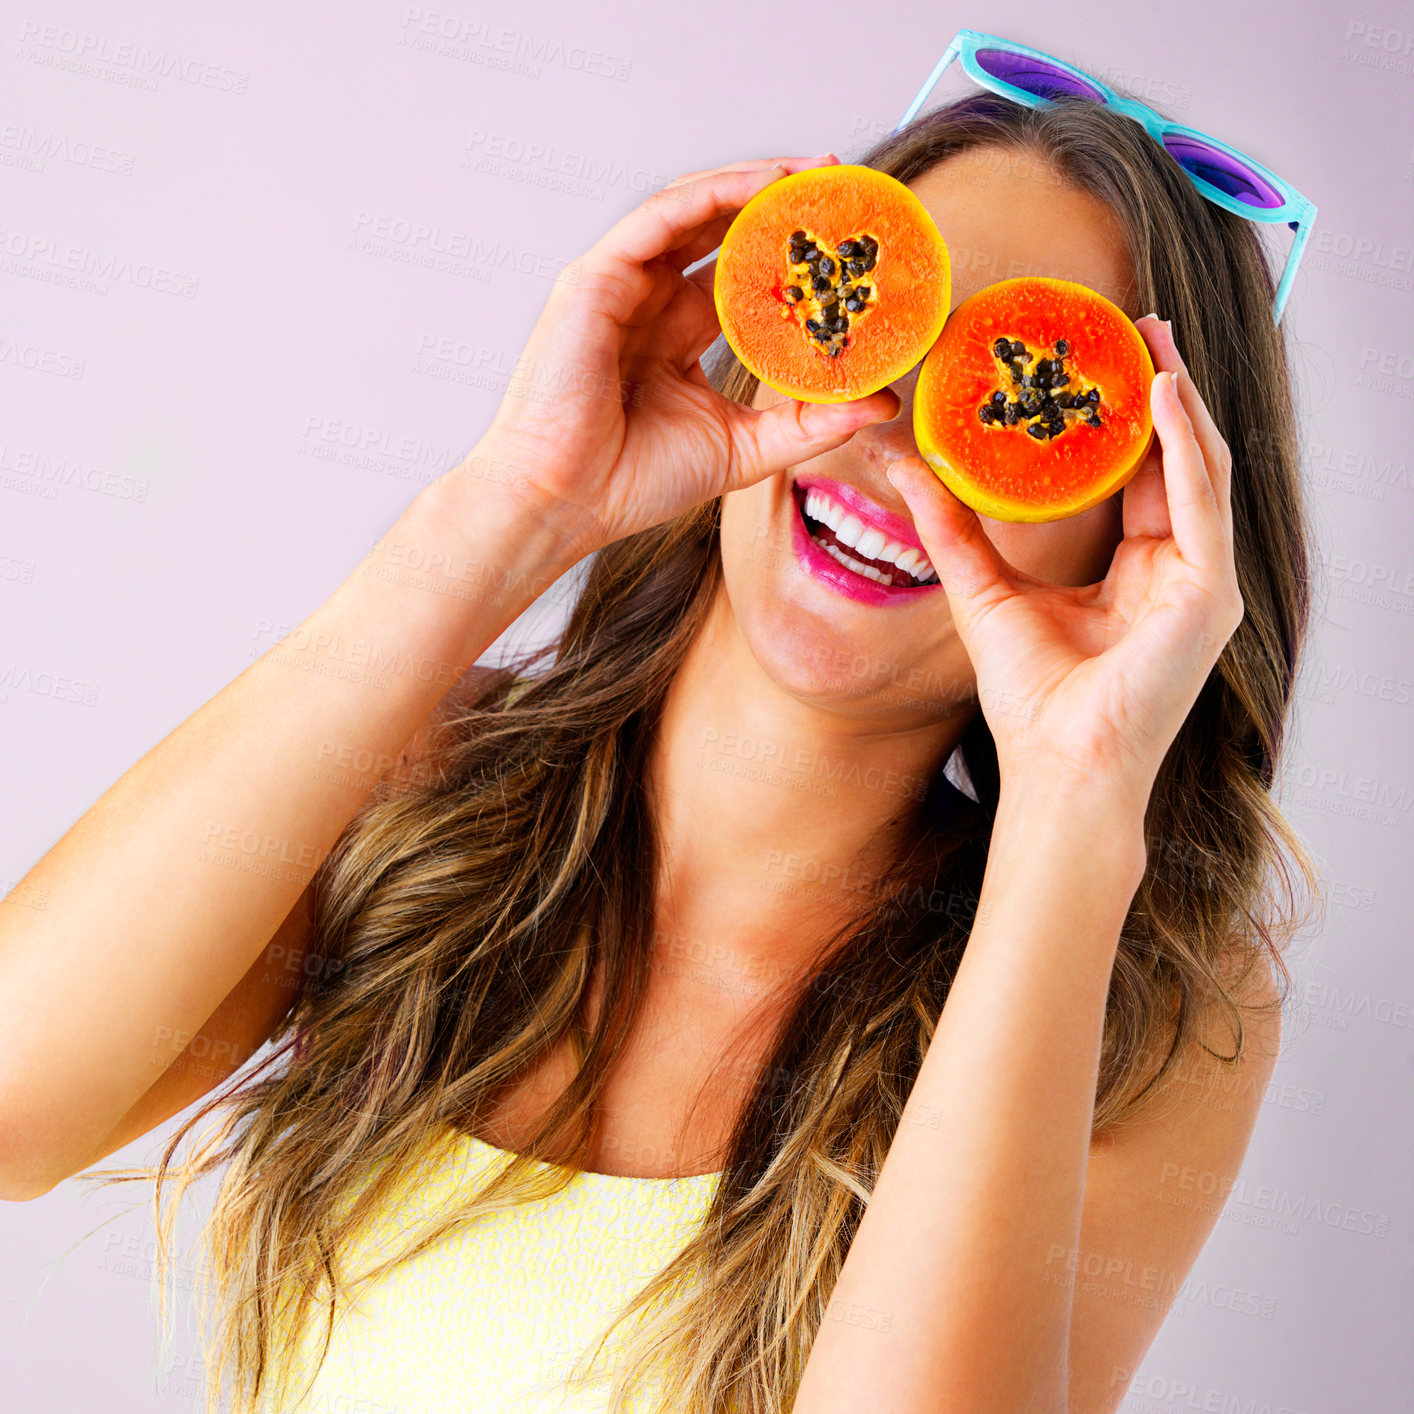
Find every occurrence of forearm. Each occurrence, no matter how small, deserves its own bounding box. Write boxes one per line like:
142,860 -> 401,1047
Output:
0,444 -> 580,1189
792,778 -> 1148,1414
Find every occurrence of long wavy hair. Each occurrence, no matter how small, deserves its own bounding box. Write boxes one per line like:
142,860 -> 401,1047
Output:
89,91 -> 1321,1414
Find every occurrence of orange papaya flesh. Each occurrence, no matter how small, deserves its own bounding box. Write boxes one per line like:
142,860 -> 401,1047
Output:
713,164 -> 951,404
913,276 -> 1156,523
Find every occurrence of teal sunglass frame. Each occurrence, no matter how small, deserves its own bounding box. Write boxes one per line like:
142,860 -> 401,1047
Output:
894,29 -> 1317,326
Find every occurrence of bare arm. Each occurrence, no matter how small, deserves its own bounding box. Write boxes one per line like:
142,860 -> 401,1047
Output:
793,320 -> 1253,1411
0,152 -> 899,1202
0,458 -> 582,1200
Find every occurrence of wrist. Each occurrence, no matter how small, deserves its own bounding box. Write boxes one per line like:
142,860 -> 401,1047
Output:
992,772 -> 1150,889
416,439 -> 592,588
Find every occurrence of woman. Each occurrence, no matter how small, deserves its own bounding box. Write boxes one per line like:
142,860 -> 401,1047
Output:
0,93 -> 1317,1414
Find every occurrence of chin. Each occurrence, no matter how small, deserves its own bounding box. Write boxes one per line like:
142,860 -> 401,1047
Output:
715,472 -> 967,714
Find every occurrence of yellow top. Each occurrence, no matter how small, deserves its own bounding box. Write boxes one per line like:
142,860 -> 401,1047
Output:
268,1130 -> 723,1414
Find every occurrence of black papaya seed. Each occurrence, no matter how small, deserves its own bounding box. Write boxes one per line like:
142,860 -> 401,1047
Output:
1055,339 -> 1069,355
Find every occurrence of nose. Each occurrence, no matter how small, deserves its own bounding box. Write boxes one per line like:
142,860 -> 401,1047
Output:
854,363 -> 926,472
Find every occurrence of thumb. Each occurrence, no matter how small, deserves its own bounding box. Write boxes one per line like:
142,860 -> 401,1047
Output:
884,456 -> 1015,614
718,389 -> 899,491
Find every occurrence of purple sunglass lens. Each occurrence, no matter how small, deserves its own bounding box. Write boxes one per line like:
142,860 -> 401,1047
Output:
1161,134 -> 1285,209
973,47 -> 1109,102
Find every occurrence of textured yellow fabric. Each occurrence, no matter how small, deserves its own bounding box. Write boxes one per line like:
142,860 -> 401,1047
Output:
268,1130 -> 723,1414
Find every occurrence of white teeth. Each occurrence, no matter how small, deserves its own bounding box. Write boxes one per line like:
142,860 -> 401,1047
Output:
835,512 -> 866,551
816,537 -> 891,584
855,526 -> 887,560
810,533 -> 941,588
799,484 -> 938,583
804,490 -> 842,533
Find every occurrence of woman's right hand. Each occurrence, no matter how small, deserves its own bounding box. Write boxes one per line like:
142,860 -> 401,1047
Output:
472,154 -> 902,563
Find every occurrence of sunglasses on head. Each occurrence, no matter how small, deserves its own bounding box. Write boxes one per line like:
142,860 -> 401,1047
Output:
894,29 -> 1317,326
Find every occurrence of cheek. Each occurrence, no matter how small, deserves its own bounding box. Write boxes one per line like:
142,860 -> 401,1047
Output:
718,481 -> 775,577
981,496 -> 1124,586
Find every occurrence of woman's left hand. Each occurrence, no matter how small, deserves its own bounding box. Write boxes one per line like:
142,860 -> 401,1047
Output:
886,315 -> 1244,810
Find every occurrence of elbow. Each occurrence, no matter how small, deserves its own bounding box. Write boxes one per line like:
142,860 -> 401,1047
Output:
0,1104 -> 67,1202
0,1172 -> 60,1203
0,1152 -> 64,1202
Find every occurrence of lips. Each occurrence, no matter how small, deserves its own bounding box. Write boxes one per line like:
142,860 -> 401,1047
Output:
787,475 -> 943,606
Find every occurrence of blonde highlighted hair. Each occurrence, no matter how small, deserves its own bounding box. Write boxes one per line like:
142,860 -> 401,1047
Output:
87,91 -> 1320,1414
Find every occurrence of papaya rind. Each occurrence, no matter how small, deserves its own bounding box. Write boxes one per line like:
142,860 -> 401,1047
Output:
713,165 -> 951,405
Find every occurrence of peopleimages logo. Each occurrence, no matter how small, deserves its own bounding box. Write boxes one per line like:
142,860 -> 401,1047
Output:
463,131 -> 673,199
0,123 -> 136,176
0,443 -> 149,501
0,335 -> 84,379
398,10 -> 632,81
15,20 -> 250,93
0,226 -> 200,298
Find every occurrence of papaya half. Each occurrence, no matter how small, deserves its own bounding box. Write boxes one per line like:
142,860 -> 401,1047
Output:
912,276 -> 1156,524
713,164 -> 951,404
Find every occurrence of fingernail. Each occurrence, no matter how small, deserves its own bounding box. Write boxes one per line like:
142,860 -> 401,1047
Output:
1170,371 -> 1179,391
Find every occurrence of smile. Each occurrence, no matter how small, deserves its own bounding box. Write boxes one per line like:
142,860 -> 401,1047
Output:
789,475 -> 942,606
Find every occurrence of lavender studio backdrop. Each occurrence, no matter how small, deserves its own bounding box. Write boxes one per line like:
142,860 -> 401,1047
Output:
2,2 -> 1411,1409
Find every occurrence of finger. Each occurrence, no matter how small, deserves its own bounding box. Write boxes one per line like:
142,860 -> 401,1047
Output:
590,160 -> 833,278
659,155 -> 842,271
882,455 -> 1018,618
1138,316 -> 1234,535
716,388 -> 899,493
659,152 -> 839,192
661,213 -> 740,273
1150,369 -> 1228,572
1119,435 -> 1171,543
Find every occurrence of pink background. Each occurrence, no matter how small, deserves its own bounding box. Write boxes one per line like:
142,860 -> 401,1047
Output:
2,2 -> 1411,1408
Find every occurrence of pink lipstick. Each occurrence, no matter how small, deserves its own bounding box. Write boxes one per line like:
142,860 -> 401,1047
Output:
788,475 -> 943,607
